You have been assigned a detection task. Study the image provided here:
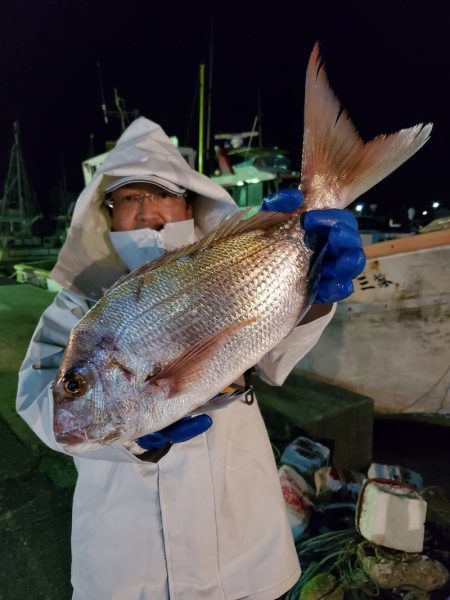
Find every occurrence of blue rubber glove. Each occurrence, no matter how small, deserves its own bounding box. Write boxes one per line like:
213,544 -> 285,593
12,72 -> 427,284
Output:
303,208 -> 366,303
136,415 -> 212,451
260,189 -> 366,304
260,188 -> 304,212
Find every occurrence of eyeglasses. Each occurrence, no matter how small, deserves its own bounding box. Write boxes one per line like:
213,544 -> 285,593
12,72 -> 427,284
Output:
104,191 -> 186,210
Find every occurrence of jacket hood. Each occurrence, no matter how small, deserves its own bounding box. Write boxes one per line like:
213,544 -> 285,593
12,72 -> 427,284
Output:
50,117 -> 238,300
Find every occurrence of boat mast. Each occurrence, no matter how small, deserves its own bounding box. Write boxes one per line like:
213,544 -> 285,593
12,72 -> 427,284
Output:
198,64 -> 206,174
205,23 -> 214,174
96,62 -> 140,133
257,82 -> 263,146
0,121 -> 40,229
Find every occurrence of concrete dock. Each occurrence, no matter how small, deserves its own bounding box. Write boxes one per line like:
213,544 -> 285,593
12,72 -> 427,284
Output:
0,283 -> 74,598
1,283 -> 449,599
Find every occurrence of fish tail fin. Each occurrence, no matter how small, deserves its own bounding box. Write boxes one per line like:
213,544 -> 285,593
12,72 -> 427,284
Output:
301,44 -> 432,209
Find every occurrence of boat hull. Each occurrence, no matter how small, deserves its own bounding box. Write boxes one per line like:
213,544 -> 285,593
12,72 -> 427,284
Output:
298,231 -> 450,414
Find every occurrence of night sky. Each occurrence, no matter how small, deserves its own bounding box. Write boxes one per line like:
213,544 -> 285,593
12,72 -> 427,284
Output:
1,0 -> 449,219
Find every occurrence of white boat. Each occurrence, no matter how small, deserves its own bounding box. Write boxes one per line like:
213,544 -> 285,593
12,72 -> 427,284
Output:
211,165 -> 278,215
298,229 -> 450,415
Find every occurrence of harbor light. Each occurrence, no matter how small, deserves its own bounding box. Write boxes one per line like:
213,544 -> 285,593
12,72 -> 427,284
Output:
422,210 -> 428,216
432,202 -> 440,209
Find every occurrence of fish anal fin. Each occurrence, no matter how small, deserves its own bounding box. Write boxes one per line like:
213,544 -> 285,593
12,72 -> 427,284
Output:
146,318 -> 260,397
190,381 -> 253,414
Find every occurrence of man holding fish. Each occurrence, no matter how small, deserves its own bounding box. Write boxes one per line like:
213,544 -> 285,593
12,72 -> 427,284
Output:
17,45 -> 430,600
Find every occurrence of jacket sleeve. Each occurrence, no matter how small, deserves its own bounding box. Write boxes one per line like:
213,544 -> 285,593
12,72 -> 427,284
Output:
16,289 -> 146,464
256,304 -> 336,386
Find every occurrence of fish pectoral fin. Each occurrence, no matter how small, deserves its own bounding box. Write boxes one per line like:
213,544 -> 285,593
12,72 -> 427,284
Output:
147,318 -> 260,397
190,383 -> 246,414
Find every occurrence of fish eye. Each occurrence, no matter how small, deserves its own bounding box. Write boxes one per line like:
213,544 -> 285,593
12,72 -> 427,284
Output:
63,373 -> 87,397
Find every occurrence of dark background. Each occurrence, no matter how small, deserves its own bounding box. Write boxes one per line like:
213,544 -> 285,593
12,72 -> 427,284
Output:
1,0 -> 449,219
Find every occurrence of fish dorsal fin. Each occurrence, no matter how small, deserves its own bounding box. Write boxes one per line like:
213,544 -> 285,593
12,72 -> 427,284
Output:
301,43 -> 432,209
107,210 -> 292,292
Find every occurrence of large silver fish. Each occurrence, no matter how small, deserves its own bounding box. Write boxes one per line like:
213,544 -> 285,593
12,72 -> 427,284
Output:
53,45 -> 432,449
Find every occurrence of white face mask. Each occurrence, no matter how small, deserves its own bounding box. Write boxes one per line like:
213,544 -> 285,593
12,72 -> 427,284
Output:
109,219 -> 197,271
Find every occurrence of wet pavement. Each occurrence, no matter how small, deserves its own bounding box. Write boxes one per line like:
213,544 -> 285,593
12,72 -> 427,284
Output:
1,283 -> 449,599
0,283 -> 75,598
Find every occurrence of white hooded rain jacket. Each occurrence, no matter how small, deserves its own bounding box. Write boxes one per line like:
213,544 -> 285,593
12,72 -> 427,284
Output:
17,118 -> 334,600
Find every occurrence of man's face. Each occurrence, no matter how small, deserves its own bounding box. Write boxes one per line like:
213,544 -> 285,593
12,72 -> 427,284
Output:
110,183 -> 192,232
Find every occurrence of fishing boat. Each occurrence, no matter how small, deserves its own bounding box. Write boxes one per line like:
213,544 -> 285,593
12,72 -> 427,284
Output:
211,133 -> 299,215
211,164 -> 278,214
226,145 -> 300,186
0,123 -> 60,276
297,227 -> 450,415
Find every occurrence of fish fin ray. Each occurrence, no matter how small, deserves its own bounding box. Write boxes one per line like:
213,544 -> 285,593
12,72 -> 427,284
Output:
146,210 -> 293,269
105,264 -> 154,294
147,318 -> 260,396
105,269 -> 135,293
190,383 -> 246,414
301,43 -> 432,209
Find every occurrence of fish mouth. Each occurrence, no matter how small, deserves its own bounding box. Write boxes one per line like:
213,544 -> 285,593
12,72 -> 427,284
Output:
54,427 -> 91,446
54,425 -> 125,448
53,398 -> 127,448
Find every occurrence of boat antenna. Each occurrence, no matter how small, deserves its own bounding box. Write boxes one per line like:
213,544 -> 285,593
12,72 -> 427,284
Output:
245,115 -> 259,158
205,22 -> 214,174
60,147 -> 68,208
96,62 -> 139,131
184,79 -> 198,148
198,64 -> 206,173
88,133 -> 95,158
14,122 -> 23,216
97,61 -> 109,124
257,82 -> 263,146
114,88 -> 128,132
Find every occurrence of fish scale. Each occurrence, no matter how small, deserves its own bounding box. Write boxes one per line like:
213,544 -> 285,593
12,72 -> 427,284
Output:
53,44 -> 432,449
54,220 -> 309,446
